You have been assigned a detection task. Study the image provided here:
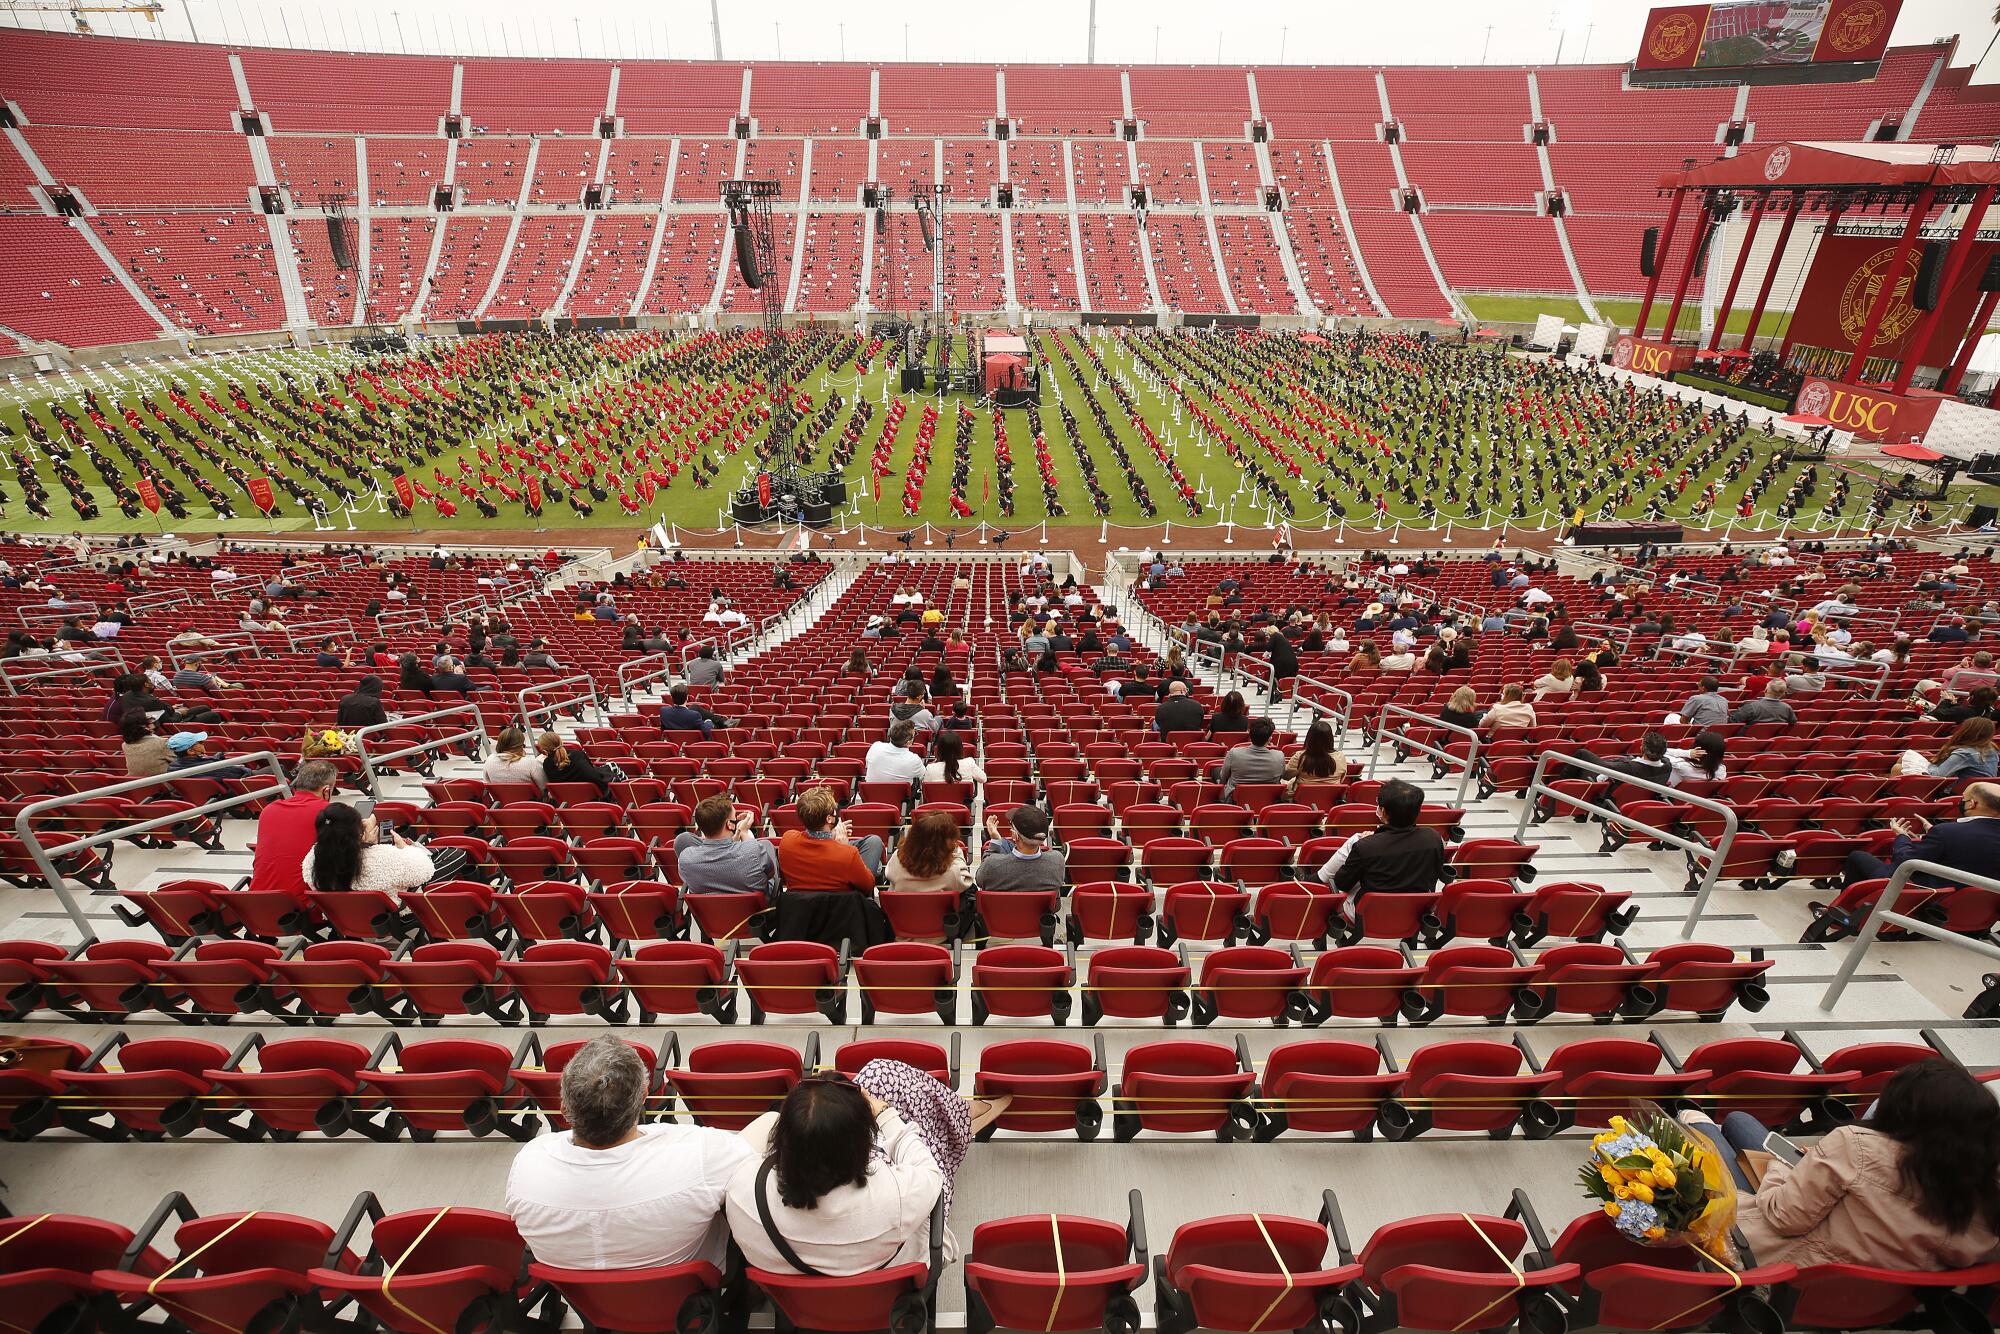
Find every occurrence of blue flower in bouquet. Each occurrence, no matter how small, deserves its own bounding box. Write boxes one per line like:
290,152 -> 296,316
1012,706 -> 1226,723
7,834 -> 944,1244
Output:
1611,1199 -> 1661,1240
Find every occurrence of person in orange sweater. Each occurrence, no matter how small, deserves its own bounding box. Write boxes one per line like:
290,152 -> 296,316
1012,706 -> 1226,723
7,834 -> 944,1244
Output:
777,786 -> 883,891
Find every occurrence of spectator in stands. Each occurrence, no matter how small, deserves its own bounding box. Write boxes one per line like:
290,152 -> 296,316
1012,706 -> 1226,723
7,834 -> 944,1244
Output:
508,1033 -> 753,1270
890,683 -> 940,735
1285,719 -> 1348,793
1928,615 -> 1971,645
1573,660 -> 1606,694
397,653 -> 435,697
1218,717 -> 1285,799
336,676 -> 389,729
1438,687 -> 1484,731
779,786 -> 882,890
1730,680 -> 1797,726
866,720 -> 926,789
524,639 -> 563,672
922,726 -> 984,792
1934,686 -> 1998,726
304,800 -> 464,895
119,711 -> 172,778
1906,718 -> 1999,780
165,731 -> 248,778
1117,665 -> 1156,700
536,733 -> 620,794
1665,733 -> 1727,787
313,638 -> 350,670
1483,684 -> 1537,730
886,810 -> 972,895
1785,655 -> 1828,695
724,1069 -> 946,1278
1140,679 -> 1197,735
929,664 -> 960,700
1315,778 -> 1444,899
685,645 -> 726,686
1348,640 -> 1383,671
484,727 -> 546,788
250,760 -> 340,902
1208,691 -> 1252,738
1844,781 -> 2000,887
975,805 -> 1066,893
1568,732 -> 1673,791
171,660 -> 238,696
843,648 -> 873,678
432,657 -> 481,694
1262,627 -> 1298,682
660,683 -> 729,738
1684,1058 -> 1999,1270
1679,676 -> 1730,727
675,794 -> 778,896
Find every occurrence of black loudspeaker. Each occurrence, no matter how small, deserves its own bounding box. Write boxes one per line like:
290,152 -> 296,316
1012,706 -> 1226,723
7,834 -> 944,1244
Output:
918,209 -> 935,253
1913,240 -> 1947,311
1693,226 -> 1713,279
1640,227 -> 1659,279
1981,254 -> 2000,293
899,367 -> 926,392
1971,504 -> 1998,528
731,220 -> 763,290
326,217 -> 354,270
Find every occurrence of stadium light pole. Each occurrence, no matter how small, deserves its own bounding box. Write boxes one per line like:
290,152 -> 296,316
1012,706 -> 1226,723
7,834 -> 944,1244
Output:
178,0 -> 196,42
1087,0 -> 1096,62
1482,25 -> 1494,62
710,0 -> 723,59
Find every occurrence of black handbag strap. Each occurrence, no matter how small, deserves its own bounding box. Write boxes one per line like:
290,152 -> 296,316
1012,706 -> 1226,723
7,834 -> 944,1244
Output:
754,1159 -> 825,1278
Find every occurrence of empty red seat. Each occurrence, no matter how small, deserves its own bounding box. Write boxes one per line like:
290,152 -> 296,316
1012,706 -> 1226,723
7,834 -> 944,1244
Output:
356,1036 -> 531,1141
1301,945 -> 1423,1024
0,1035 -> 90,1139
971,1037 -> 1107,1140
1644,943 -> 1773,1020
854,942 -> 957,1024
1155,1200 -> 1361,1334
970,944 -> 1074,1025
1378,1040 -> 1561,1141
681,889 -> 775,944
266,941 -> 395,1022
1401,944 -> 1540,1026
1191,946 -> 1309,1026
1113,1039 -> 1257,1141
41,940 -> 174,1019
496,941 -> 623,1022
1082,945 -> 1191,1026
1157,880 -> 1251,947
55,1034 -> 229,1139
1066,881 -> 1155,945
311,1201 -> 553,1334
965,1198 -> 1148,1334
1253,1039 -> 1406,1141
153,939 -> 284,1021
1510,880 -> 1638,945
99,1204 -> 357,1334
115,879 -> 230,943
1681,1036 -> 1856,1131
737,941 -> 846,1023
1781,1258 -> 2000,1331
203,1035 -> 374,1138
1515,943 -> 1656,1023
528,1260 -> 724,1334
1245,880 -> 1341,948
1534,1203 -> 1793,1333
0,1212 -> 163,1334
1348,1210 -> 1577,1333
666,1036 -> 805,1130
380,941 -> 514,1022
618,941 -> 735,1023
1536,1037 -> 1705,1131
973,888 -> 1063,947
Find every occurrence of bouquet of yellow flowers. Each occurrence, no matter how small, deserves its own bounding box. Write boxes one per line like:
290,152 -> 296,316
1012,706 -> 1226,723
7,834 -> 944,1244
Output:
1578,1107 -> 1739,1263
300,728 -> 353,758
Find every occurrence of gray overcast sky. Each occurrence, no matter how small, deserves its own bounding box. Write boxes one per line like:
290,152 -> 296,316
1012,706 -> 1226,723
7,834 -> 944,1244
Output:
7,0 -> 1996,73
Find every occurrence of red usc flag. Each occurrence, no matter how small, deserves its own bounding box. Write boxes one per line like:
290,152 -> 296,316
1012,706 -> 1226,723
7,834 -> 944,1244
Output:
391,472 -> 416,510
135,477 -> 160,514
525,475 -> 543,509
247,476 -> 275,513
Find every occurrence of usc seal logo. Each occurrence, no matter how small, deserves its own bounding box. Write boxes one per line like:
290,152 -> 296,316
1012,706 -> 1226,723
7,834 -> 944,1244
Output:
1612,337 -> 1633,369
1826,0 -> 1888,55
1796,381 -> 1833,418
1764,146 -> 1792,181
1839,246 -> 1921,346
1649,12 -> 1701,62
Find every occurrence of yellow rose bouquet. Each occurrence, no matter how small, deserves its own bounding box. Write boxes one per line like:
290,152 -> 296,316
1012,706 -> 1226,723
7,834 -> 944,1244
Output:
1578,1106 -> 1739,1265
300,728 -> 353,758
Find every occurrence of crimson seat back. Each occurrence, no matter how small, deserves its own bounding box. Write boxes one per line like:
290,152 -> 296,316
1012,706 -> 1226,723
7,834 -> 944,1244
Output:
1159,1212 -> 1359,1334
528,1260 -> 723,1334
965,1212 -> 1145,1334
309,1207 -> 526,1334
971,1039 -> 1106,1138
1115,1041 -> 1255,1139
669,1039 -> 802,1130
1084,946 -> 1190,1023
1358,1214 -> 1576,1333
1257,1040 -> 1405,1138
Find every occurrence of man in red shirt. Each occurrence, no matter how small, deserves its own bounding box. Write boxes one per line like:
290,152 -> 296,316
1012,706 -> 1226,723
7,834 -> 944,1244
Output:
776,786 -> 882,891
250,760 -> 340,901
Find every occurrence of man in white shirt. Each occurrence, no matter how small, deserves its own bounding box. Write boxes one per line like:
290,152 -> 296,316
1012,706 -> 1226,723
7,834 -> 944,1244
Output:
864,720 -> 926,788
506,1035 -> 752,1270
1520,586 -> 1554,608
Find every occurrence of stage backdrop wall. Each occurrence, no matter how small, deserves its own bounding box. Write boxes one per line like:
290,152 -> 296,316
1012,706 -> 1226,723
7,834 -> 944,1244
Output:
1789,233 -> 1997,367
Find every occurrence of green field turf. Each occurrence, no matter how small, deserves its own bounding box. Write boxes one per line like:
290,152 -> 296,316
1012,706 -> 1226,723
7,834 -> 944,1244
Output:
0,329 -> 1989,539
1461,294 -> 1796,340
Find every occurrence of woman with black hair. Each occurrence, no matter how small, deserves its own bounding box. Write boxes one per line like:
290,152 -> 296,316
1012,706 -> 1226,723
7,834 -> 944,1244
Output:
301,801 -> 466,895
120,709 -> 172,777
398,653 -> 435,697
929,663 -> 959,700
1208,690 -> 1252,737
1690,1058 -> 1999,1268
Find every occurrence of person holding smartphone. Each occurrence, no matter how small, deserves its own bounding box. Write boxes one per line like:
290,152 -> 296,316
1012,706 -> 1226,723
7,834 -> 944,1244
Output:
301,802 -> 466,896
675,794 -> 777,896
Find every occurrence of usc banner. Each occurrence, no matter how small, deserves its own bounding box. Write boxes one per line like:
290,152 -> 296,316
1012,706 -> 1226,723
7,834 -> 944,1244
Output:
1636,0 -> 1901,71
1789,233 -> 1996,369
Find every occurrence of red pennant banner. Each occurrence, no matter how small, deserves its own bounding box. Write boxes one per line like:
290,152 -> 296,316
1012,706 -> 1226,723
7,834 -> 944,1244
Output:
757,472 -> 772,507
135,477 -> 161,514
526,475 -> 543,510
247,476 -> 275,513
391,472 -> 416,510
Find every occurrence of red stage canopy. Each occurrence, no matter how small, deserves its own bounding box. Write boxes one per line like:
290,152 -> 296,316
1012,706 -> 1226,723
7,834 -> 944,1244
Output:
1882,441 -> 1945,461
1663,141 -> 2000,191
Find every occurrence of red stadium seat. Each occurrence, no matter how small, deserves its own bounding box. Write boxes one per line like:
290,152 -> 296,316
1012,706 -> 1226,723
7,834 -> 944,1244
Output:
965,1195 -> 1148,1334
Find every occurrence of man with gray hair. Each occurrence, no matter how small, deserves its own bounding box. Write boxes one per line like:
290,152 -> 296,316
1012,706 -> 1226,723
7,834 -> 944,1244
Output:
864,719 -> 925,787
249,759 -> 340,902
506,1035 -> 752,1269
